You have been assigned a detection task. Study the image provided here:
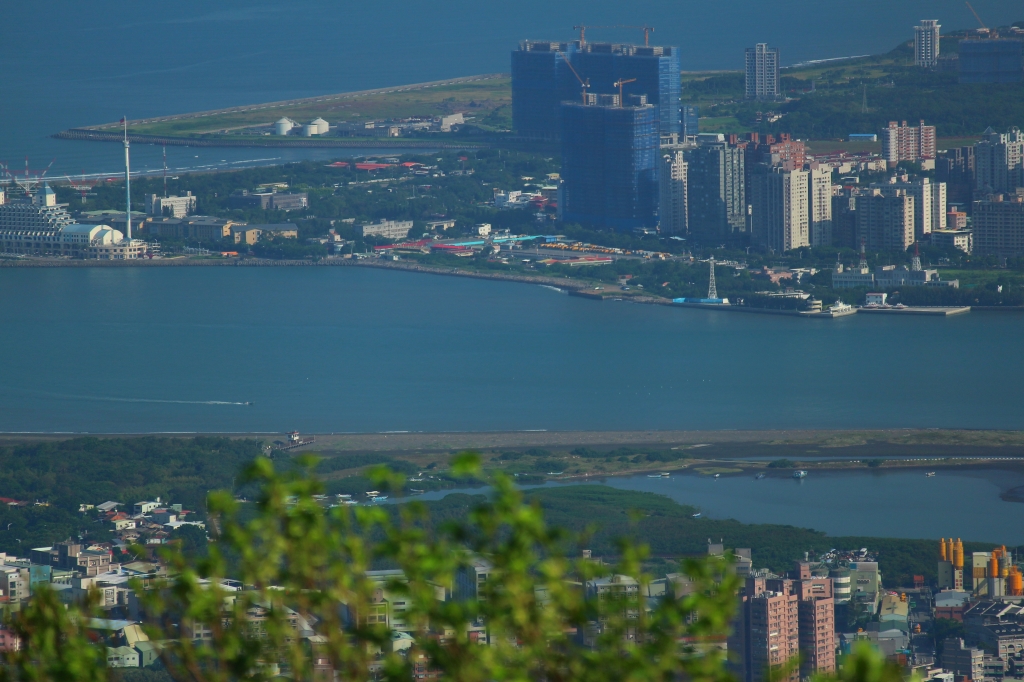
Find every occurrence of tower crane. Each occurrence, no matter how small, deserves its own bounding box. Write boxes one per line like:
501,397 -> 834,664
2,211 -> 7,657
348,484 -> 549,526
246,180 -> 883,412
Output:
558,52 -> 591,103
965,1 -> 987,30
613,78 -> 636,105
0,157 -> 55,198
65,172 -> 99,204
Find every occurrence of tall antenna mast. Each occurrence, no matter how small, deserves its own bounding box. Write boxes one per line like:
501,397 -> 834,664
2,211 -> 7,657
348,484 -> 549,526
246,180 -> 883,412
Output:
163,145 -> 168,198
123,116 -> 132,240
708,256 -> 717,299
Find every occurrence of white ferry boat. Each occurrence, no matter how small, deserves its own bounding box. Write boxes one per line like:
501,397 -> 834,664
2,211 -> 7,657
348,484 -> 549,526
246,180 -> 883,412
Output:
821,302 -> 856,318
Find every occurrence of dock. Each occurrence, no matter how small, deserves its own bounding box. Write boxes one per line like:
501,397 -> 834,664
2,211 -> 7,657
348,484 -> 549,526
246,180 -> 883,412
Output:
857,306 -> 970,316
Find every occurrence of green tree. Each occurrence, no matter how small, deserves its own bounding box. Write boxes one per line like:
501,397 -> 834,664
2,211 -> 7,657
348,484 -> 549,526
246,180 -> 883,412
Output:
1,455 -> 916,682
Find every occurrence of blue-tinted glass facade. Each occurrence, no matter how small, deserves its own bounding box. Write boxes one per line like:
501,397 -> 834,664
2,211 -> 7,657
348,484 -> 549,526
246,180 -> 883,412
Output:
683,105 -> 699,137
959,39 -> 1024,83
512,42 -> 681,138
560,101 -> 658,231
511,42 -> 578,139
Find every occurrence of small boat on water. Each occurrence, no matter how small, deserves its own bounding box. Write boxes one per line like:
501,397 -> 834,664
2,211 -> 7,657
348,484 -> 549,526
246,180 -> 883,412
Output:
793,470 -> 808,479
755,472 -> 766,480
713,473 -> 720,479
692,512 -> 702,519
371,495 -> 389,502
925,472 -> 936,477
647,474 -> 663,478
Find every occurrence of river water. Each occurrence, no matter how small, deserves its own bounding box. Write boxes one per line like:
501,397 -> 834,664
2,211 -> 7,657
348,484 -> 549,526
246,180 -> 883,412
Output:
2,266 -> 1023,434
1,0 -> 1017,176
406,467 -> 1024,544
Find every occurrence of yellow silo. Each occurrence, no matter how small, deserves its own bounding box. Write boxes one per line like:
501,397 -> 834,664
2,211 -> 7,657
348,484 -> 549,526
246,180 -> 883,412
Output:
940,538 -> 948,561
1008,567 -> 1023,597
953,539 -> 964,568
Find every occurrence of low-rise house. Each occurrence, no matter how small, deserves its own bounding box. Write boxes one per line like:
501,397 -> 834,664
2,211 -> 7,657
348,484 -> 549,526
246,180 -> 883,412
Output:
106,646 -> 139,668
0,626 -> 20,652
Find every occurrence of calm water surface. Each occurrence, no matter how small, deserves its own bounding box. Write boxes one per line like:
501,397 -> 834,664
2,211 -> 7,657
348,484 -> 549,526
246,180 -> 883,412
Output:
1,0 -> 1018,175
2,266 -> 1023,434
409,468 -> 1024,543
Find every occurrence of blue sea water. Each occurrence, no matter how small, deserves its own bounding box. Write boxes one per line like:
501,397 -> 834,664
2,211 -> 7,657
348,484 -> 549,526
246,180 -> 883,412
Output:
1,0 -> 1018,177
1,266 -> 1023,434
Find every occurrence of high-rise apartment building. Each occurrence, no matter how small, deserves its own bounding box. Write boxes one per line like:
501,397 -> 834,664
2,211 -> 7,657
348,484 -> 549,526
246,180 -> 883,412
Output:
937,146 -> 976,207
975,127 -> 1024,195
560,95 -> 659,230
735,578 -> 800,682
750,167 -> 809,252
870,177 -> 946,238
745,44 -> 780,100
881,120 -> 937,164
511,40 -> 681,139
808,166 -> 833,247
685,140 -> 746,240
682,105 -> 699,137
832,190 -> 858,249
795,579 -> 836,680
972,192 -> 1024,257
959,39 -> 1024,84
659,151 -> 688,235
855,189 -> 916,252
914,20 -> 941,67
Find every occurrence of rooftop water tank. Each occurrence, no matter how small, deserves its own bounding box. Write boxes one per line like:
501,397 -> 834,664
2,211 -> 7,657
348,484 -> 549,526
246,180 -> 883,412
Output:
311,118 -> 329,135
274,118 -> 293,136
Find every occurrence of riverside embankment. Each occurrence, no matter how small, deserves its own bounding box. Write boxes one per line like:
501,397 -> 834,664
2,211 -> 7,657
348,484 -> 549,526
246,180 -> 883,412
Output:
0,256 -> 673,306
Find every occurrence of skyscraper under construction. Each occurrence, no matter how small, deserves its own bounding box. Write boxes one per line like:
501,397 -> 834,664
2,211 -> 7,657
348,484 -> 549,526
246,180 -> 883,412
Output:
511,38 -> 681,139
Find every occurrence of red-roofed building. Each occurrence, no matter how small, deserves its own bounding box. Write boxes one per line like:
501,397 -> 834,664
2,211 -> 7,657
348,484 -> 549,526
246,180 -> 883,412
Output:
326,161 -> 349,168
354,163 -> 394,171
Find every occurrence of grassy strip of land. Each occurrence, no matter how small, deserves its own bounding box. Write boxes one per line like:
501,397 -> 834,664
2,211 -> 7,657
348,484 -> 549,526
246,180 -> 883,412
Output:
88,76 -> 512,138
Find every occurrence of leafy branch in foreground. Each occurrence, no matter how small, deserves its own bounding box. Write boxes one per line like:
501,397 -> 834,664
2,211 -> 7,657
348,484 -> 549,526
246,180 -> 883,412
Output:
1,453 -> 908,682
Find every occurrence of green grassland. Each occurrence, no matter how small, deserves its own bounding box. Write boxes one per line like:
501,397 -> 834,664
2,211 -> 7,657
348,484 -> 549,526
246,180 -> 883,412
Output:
103,77 -> 512,138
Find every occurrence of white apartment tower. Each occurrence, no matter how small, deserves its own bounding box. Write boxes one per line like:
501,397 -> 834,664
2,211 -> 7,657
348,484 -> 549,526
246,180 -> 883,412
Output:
915,20 -> 941,67
975,127 -> 1024,195
808,166 -> 833,247
745,44 -> 780,100
659,151 -> 688,235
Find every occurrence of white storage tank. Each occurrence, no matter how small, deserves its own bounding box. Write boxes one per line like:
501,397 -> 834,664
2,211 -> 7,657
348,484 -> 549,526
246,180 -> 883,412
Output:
274,118 -> 294,136
301,123 -> 317,137
311,118 -> 329,135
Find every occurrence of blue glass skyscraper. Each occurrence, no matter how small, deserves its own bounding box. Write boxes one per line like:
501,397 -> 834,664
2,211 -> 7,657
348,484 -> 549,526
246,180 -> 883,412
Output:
511,41 -> 578,139
560,95 -> 658,231
512,41 -> 681,139
682,105 -> 699,137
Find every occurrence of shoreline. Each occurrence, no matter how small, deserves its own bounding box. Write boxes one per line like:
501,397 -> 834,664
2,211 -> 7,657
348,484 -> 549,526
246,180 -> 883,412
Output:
3,257 -> 1022,314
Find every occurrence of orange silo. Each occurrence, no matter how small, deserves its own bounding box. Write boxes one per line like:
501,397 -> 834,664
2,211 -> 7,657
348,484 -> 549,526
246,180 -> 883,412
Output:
989,554 -> 999,578
1008,567 -> 1023,597
953,539 -> 964,569
940,538 -> 948,561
